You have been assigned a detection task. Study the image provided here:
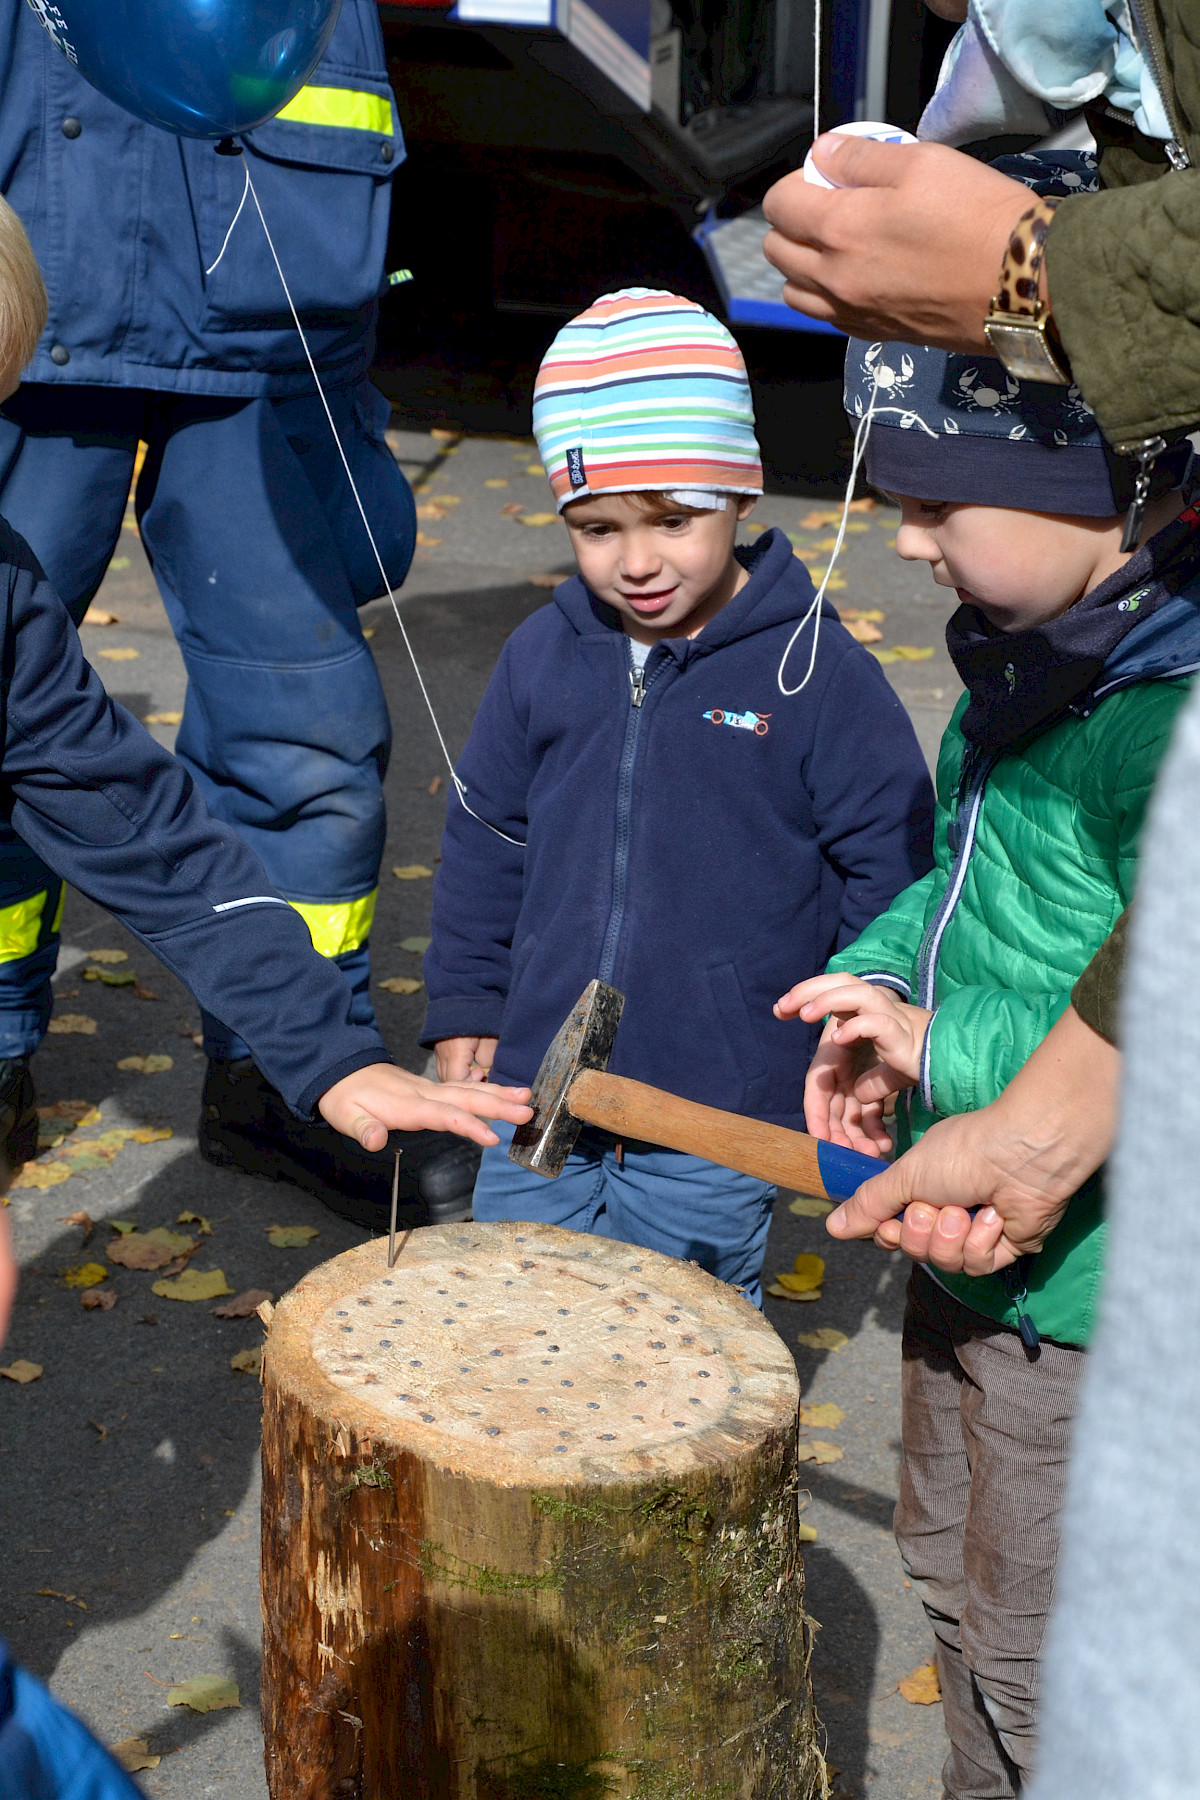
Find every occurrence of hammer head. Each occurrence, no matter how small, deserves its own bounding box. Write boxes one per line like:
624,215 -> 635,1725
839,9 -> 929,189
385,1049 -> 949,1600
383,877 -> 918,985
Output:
508,979 -> 625,1177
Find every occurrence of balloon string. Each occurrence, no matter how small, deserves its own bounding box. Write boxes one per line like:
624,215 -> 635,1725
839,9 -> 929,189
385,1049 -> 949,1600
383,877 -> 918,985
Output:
241,162 -> 525,850
205,164 -> 250,277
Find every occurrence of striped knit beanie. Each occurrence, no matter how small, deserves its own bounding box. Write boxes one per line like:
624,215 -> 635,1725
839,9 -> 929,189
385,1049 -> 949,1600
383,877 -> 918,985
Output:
532,288 -> 763,513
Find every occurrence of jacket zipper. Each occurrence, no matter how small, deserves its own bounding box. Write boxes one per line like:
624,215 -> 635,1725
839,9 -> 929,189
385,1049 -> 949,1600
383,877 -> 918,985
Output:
1125,0 -> 1191,164
596,647 -> 660,983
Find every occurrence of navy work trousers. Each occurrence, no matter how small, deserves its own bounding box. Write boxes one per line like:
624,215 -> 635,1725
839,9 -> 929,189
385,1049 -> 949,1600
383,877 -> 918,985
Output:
0,381 -> 415,1060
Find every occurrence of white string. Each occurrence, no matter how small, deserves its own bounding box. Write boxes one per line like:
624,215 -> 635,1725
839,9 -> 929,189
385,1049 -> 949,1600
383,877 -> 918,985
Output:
777,362 -> 883,696
205,163 -> 251,277
812,0 -> 822,138
241,159 -> 526,849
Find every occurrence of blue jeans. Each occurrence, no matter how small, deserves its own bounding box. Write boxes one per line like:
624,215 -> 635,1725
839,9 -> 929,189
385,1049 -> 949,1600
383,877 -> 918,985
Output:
473,1120 -> 776,1308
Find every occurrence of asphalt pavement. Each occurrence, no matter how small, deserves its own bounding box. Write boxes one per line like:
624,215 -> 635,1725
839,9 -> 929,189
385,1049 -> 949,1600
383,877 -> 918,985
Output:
0,420 -> 962,1798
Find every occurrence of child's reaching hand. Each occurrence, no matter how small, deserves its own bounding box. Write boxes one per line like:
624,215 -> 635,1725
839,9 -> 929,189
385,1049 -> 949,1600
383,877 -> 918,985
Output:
435,1035 -> 499,1084
774,973 -> 932,1153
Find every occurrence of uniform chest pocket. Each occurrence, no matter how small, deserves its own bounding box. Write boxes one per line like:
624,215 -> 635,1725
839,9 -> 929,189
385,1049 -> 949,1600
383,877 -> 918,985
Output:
194,69 -> 401,333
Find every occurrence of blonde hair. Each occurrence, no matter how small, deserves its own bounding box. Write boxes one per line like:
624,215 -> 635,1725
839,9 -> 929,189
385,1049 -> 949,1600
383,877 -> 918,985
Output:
0,196 -> 47,382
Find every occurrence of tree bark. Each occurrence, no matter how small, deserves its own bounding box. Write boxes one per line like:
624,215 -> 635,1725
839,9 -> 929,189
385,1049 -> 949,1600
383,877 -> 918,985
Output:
261,1221 -> 822,1800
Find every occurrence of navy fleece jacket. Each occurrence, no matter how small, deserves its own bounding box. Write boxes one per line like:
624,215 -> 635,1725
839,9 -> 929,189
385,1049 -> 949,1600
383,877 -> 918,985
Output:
0,521 -> 389,1116
422,527 -> 934,1129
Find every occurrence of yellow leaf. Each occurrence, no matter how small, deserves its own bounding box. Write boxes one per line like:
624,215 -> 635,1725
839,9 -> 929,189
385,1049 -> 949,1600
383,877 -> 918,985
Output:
766,1281 -> 822,1303
797,1520 -> 819,1543
428,494 -> 461,506
144,711 -> 182,726
62,1262 -> 107,1289
847,496 -> 876,513
840,609 -> 885,622
0,1359 -> 43,1383
177,1210 -> 212,1234
131,1126 -> 172,1144
107,1229 -> 195,1270
800,1402 -> 845,1429
872,645 -> 935,665
152,1268 -> 233,1302
484,478 -> 508,488
35,1587 -> 87,1609
109,1738 -> 161,1773
82,606 -> 118,626
775,1253 -> 824,1293
400,935 -> 431,953
796,1439 -> 843,1465
117,1054 -> 173,1073
429,427 -> 459,443
230,1347 -> 263,1376
797,1327 -> 850,1352
379,976 -> 423,994
12,1162 -> 72,1189
899,1661 -> 942,1705
524,464 -> 544,476
40,1100 -> 100,1123
166,1673 -> 241,1713
87,950 -> 128,965
788,1195 -> 832,1217
415,532 -> 442,547
97,647 -> 139,661
517,512 -> 557,527
48,1014 -> 97,1035
843,618 -> 882,644
361,627 -> 376,640
267,1224 -> 319,1248
392,864 -> 433,880
416,502 -> 448,522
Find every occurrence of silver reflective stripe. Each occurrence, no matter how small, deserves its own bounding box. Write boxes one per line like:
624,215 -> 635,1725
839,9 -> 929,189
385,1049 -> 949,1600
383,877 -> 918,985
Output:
916,761 -> 994,1012
211,896 -> 290,914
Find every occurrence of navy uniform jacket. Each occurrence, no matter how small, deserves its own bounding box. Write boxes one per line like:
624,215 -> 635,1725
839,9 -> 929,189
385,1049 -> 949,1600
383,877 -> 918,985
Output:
0,0 -> 402,396
422,528 -> 936,1131
0,519 -> 390,1113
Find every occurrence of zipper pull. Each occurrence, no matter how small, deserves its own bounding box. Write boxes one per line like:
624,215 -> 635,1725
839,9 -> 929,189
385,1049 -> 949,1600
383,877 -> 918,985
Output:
1119,434 -> 1167,553
629,665 -> 646,708
1002,1262 -> 1041,1350
1166,139 -> 1191,170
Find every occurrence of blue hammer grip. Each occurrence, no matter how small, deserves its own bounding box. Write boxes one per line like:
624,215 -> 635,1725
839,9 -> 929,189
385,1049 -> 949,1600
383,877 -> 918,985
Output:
815,1138 -> 889,1201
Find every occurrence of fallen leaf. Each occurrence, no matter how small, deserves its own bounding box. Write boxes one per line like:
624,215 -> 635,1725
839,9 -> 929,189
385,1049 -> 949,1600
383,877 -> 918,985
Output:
84,967 -> 137,987
82,1289 -> 117,1311
177,1211 -> 212,1235
212,1288 -> 273,1319
774,1253 -> 825,1294
361,627 -> 376,640
528,572 -> 565,588
48,1014 -> 97,1035
109,1220 -> 136,1233
797,1520 -> 819,1543
796,1440 -> 843,1465
134,985 -> 159,1001
415,532 -> 442,547
63,1262 -> 108,1289
11,1162 -> 72,1189
0,1360 -> 43,1383
766,1282 -> 822,1303
843,618 -> 883,644
400,936 -> 431,953
899,1661 -> 942,1705
416,502 -> 449,522
108,1229 -> 195,1271
144,711 -> 182,726
788,1195 -> 832,1217
484,478 -> 508,488
428,776 -> 442,795
800,510 -> 839,529
87,1419 -> 108,1440
872,645 -> 935,664
524,464 -> 543,477
267,1224 -> 319,1248
847,496 -> 876,513
379,976 -> 422,995
82,606 -> 118,626
35,1588 -> 87,1609
88,950 -> 129,965
41,1101 -> 101,1125
517,512 -> 556,527
131,1126 -> 172,1144
429,427 -> 459,443
166,1673 -> 241,1713
392,864 -> 433,880
97,647 -> 139,661
151,1268 -> 233,1302
230,1347 -> 263,1376
501,502 -> 525,516
797,1327 -> 850,1353
800,1402 -> 845,1429
109,1738 -> 160,1773
840,608 -> 885,622
57,1208 -> 95,1243
117,1054 -> 173,1073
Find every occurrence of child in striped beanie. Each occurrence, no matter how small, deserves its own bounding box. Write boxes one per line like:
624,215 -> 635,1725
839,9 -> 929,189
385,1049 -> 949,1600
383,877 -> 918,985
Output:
421,288 -> 933,1303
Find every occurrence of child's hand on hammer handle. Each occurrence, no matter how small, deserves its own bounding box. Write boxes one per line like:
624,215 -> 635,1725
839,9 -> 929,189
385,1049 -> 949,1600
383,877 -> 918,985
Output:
775,972 -> 932,1157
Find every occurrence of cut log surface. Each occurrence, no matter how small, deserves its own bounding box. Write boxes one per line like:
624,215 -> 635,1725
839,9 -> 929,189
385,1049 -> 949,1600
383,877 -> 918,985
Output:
261,1221 -> 820,1800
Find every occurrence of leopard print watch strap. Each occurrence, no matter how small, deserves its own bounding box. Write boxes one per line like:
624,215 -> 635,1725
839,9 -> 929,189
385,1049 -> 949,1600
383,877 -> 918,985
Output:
993,197 -> 1060,321
984,196 -> 1072,386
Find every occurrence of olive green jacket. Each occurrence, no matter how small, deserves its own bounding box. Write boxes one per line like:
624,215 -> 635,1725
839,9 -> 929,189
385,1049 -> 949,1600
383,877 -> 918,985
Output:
1048,0 -> 1200,447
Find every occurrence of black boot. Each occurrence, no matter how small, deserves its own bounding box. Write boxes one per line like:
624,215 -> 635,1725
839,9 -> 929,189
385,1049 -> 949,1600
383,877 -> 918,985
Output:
0,1057 -> 37,1193
197,1058 -> 481,1232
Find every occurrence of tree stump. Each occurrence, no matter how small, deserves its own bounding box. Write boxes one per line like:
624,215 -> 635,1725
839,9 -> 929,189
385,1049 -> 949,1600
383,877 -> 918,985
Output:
261,1221 -> 820,1800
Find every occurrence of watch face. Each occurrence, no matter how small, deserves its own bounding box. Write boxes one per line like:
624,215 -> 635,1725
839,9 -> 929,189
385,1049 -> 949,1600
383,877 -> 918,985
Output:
984,318 -> 1070,387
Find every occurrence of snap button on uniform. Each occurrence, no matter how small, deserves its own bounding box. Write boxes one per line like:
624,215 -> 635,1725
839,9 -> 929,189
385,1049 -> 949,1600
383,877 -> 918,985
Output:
49,344 -> 70,365
380,142 -> 393,163
61,117 -> 82,138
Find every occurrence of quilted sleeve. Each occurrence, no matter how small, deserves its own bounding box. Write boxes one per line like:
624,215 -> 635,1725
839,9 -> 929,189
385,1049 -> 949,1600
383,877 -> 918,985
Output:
825,865 -> 941,996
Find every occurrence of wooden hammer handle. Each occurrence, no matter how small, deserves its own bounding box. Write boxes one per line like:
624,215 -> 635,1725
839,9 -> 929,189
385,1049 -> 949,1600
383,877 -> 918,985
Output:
568,1069 -> 884,1200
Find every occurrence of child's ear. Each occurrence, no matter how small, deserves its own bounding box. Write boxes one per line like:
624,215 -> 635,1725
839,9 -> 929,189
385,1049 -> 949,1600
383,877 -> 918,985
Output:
736,496 -> 757,521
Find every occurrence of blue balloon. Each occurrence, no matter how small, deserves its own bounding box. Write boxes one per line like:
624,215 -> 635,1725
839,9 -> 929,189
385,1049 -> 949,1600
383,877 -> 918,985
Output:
24,0 -> 343,138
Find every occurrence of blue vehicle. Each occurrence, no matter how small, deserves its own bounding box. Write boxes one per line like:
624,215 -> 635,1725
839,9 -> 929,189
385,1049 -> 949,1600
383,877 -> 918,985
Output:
704,708 -> 771,735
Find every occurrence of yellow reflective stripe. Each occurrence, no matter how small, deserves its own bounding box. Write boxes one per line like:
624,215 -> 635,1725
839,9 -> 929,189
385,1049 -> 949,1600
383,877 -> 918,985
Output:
0,891 -> 48,963
289,891 -> 377,958
50,885 -> 65,934
275,85 -> 394,135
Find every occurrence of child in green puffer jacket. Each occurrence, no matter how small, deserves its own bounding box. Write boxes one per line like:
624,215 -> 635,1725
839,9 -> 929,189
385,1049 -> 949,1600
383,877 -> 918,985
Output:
775,305 -> 1200,1800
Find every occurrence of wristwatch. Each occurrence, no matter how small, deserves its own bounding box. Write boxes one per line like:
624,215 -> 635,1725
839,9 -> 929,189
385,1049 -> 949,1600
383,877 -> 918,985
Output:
984,196 -> 1072,386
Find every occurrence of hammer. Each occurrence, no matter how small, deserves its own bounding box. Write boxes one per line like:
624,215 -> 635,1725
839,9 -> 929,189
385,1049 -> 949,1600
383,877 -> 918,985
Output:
508,979 -> 886,1200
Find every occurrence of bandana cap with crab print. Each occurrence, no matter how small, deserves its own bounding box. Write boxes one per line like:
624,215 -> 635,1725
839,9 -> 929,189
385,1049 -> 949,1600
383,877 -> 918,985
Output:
845,151 -> 1191,517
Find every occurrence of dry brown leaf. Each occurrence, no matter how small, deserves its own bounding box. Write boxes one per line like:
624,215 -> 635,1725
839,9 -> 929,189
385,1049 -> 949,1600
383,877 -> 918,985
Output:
57,1208 -> 95,1244
379,976 -> 422,995
797,1327 -> 850,1352
117,1053 -> 173,1073
847,496 -> 877,513
0,1360 -> 43,1383
151,1268 -> 233,1302
843,618 -> 883,644
144,711 -> 182,726
415,532 -> 442,547
212,1288 -> 273,1319
48,1014 -> 97,1035
82,606 -> 118,626
528,572 -> 565,588
788,1196 -> 832,1217
416,502 -> 448,522
109,1738 -> 160,1773
392,864 -> 433,880
62,1262 -> 107,1289
107,1228 -> 195,1271
88,950 -> 129,965
429,427 -> 459,443
899,1661 -> 942,1705
35,1588 -> 87,1609
517,512 -> 556,527
501,502 -> 525,516
12,1162 -> 72,1190
267,1224 -> 319,1247
97,647 -> 139,661
796,1440 -> 843,1465
230,1347 -> 263,1376
87,1419 -> 107,1440
800,1402 -> 845,1430
41,1101 -> 100,1125
428,776 -> 441,795
82,1288 -> 117,1311
134,985 -> 159,1000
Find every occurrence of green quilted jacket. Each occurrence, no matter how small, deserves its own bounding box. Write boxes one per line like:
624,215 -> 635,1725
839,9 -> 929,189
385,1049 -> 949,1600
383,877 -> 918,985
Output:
1048,0 -> 1200,448
829,675 -> 1193,1347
